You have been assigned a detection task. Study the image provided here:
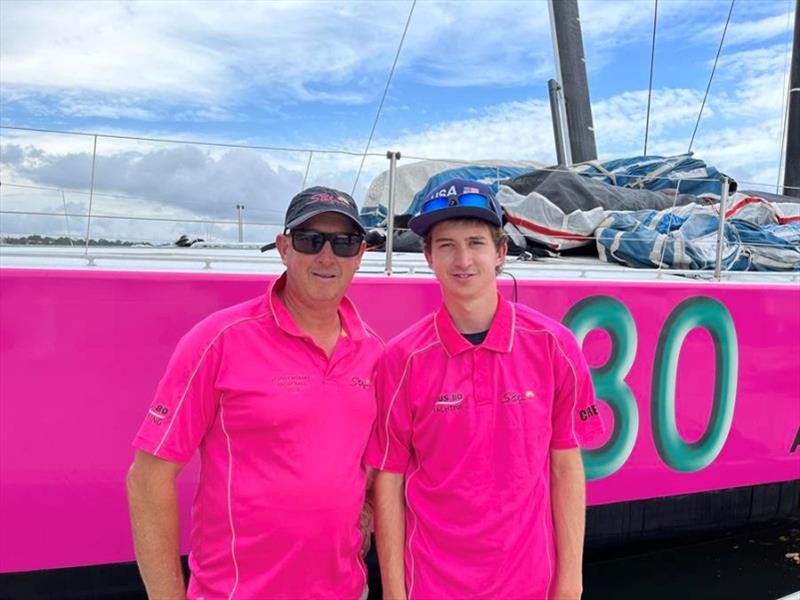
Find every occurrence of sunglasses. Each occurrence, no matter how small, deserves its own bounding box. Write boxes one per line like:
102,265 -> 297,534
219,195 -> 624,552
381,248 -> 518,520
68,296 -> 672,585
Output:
289,229 -> 365,257
421,192 -> 494,214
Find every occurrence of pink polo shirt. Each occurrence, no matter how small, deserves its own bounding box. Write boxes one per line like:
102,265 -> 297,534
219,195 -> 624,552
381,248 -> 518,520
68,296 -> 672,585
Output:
134,274 -> 383,600
365,295 -> 603,600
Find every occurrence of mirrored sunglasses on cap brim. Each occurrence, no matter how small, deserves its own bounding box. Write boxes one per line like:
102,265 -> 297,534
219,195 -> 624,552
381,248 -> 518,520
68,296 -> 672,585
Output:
421,192 -> 494,214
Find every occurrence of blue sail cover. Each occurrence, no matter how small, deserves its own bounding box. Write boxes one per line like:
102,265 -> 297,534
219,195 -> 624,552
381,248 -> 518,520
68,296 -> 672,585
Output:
360,154 -> 730,229
596,202 -> 800,271
360,203 -> 388,228
574,153 -> 729,197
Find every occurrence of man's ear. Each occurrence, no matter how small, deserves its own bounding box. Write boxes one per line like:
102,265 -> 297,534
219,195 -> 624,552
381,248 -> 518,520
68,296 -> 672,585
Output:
351,241 -> 367,270
276,234 -> 289,265
423,247 -> 433,269
495,240 -> 508,270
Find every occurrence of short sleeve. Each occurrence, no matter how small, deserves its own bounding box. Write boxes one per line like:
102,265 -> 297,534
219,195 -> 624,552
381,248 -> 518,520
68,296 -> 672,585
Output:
364,349 -> 413,473
132,323 -> 222,463
550,331 -> 603,449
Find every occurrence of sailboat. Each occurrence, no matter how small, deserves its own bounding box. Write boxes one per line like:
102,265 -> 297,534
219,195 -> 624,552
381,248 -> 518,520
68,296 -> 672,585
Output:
0,0 -> 798,596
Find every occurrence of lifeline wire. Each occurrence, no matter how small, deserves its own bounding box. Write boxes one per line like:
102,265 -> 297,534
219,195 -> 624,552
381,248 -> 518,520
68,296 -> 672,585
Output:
351,0 -> 417,197
643,0 -> 658,156
687,0 -> 735,154
0,125 -> 381,158
2,126 -> 775,187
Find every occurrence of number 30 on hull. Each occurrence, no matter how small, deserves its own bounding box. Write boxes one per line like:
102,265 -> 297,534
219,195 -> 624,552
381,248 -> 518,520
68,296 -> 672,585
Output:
563,295 -> 738,480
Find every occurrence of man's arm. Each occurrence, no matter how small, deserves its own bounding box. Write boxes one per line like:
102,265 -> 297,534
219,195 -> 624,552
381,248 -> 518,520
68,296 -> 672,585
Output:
360,467 -> 376,557
550,448 -> 586,600
127,450 -> 186,600
374,470 -> 407,600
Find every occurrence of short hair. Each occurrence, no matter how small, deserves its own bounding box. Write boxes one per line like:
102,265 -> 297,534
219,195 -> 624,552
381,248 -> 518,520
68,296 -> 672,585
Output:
422,217 -> 507,275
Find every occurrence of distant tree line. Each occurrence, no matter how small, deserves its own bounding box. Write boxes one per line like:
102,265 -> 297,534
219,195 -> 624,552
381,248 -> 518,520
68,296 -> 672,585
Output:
1,235 -> 137,246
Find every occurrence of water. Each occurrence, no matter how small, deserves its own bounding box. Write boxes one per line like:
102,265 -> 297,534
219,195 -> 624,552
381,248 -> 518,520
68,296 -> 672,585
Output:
583,517 -> 800,600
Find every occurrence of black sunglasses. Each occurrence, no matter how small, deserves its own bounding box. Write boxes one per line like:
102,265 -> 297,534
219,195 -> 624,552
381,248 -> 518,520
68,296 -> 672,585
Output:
289,229 -> 365,257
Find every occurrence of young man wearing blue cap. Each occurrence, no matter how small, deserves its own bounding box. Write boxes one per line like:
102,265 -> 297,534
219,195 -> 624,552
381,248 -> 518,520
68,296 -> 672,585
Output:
365,178 -> 602,599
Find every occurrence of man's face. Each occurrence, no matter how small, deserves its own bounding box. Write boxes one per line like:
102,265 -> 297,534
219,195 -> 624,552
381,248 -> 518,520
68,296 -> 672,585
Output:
277,212 -> 365,305
424,219 -> 506,302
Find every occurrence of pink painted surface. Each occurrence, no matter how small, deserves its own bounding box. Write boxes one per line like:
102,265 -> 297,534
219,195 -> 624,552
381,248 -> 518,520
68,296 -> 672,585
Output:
1,268 -> 799,572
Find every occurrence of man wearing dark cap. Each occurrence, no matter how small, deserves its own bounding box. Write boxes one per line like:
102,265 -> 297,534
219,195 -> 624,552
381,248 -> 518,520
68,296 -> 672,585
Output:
366,178 -> 603,599
128,187 -> 382,599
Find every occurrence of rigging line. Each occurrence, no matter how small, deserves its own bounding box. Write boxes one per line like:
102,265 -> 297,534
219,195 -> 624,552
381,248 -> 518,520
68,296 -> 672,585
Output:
687,0 -> 735,154
656,176 -> 683,273
644,0 -> 658,156
351,0 -> 417,197
776,0 -> 794,194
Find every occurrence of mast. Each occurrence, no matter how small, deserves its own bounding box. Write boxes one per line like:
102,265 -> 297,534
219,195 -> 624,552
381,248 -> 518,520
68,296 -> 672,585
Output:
547,0 -> 598,164
783,0 -> 799,198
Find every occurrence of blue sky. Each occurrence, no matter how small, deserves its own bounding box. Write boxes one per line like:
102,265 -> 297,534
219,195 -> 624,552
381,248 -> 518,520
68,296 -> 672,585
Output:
0,0 -> 795,242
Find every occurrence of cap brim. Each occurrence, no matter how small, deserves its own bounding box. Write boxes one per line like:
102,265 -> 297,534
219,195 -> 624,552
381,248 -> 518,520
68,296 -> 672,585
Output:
285,207 -> 365,234
408,207 -> 502,236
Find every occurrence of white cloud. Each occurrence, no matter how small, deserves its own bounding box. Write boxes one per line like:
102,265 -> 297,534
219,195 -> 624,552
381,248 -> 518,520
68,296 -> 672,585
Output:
695,10 -> 793,47
0,2 -> 228,100
0,0 -> 789,142
1,143 -> 302,220
0,0 -> 424,109
4,0 -> 773,120
374,100 -> 555,163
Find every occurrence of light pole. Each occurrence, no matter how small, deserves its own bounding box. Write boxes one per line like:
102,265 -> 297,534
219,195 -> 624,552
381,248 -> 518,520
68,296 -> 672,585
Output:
235,204 -> 245,242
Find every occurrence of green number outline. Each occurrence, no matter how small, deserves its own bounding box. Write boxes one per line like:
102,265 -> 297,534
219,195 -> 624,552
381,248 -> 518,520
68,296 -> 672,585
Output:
563,296 -> 638,480
651,296 -> 738,472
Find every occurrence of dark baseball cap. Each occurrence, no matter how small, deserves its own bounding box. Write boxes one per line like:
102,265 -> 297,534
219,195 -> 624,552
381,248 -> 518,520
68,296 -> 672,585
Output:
284,186 -> 365,234
408,178 -> 503,236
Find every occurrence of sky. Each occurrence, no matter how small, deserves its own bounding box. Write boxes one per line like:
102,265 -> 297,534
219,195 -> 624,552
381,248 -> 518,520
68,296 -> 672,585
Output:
0,0 -> 795,243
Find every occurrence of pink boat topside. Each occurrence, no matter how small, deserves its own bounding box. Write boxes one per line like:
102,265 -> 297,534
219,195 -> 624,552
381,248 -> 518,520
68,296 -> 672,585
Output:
1,268 -> 798,572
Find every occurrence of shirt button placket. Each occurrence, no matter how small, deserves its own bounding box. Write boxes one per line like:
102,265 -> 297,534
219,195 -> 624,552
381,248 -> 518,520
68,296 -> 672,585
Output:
474,350 -> 491,406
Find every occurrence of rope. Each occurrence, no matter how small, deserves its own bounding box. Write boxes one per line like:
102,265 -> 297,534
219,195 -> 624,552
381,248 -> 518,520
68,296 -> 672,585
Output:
351,0 -> 417,196
687,0 -> 735,154
643,0 -> 658,156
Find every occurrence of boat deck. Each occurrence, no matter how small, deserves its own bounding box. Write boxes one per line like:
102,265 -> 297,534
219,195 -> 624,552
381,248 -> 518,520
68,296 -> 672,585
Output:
2,245 -> 798,285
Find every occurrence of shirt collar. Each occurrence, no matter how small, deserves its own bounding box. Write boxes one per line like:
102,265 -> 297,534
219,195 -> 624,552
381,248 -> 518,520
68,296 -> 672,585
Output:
267,273 -> 368,341
435,293 -> 515,357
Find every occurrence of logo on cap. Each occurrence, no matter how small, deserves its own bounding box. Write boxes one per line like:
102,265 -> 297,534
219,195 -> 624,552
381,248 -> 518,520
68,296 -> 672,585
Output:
429,185 -> 458,200
310,192 -> 350,205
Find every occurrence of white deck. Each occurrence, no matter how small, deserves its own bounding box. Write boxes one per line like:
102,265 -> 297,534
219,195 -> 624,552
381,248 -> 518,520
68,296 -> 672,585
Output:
2,244 -> 798,286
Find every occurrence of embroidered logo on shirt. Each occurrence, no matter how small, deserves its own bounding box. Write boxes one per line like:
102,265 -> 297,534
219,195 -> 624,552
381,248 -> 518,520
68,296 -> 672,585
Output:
579,404 -> 600,421
434,392 -> 464,412
146,404 -> 169,426
351,376 -> 370,389
271,374 -> 311,390
502,390 -> 535,404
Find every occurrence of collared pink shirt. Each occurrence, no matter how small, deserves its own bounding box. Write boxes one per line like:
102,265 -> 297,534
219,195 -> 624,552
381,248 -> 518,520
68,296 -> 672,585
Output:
134,274 -> 383,600
365,294 -> 603,600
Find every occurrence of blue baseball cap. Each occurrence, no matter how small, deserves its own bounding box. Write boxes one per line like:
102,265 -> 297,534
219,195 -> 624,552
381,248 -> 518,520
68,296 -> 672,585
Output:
408,178 -> 503,236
